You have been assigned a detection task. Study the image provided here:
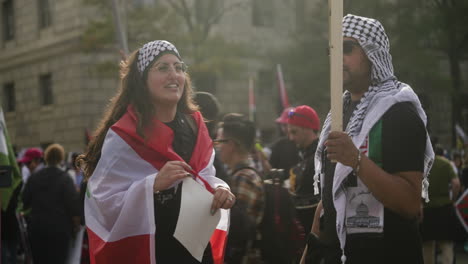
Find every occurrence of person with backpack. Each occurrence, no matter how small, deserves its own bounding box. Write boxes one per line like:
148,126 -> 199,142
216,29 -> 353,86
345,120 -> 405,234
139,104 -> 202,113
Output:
215,113 -> 264,263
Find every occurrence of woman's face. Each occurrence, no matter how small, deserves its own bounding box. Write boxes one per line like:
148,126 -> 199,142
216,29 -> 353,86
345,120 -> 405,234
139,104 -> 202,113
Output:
146,54 -> 186,106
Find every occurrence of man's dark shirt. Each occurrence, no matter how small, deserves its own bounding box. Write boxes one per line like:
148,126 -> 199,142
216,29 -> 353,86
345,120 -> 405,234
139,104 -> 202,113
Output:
22,167 -> 79,234
269,137 -> 299,174
293,139 -> 319,199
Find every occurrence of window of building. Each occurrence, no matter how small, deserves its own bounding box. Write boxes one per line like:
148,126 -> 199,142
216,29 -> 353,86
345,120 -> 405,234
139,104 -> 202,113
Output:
3,82 -> 15,112
39,74 -> 53,105
38,0 -> 52,28
2,0 -> 15,41
252,0 -> 273,27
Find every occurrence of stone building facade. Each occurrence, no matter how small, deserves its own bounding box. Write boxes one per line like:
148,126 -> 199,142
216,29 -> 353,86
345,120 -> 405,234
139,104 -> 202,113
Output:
1,0 -> 466,154
0,0 -> 312,153
0,0 -> 111,153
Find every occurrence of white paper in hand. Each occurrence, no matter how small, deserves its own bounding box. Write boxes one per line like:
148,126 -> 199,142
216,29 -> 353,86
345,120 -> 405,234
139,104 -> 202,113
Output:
173,177 -> 221,262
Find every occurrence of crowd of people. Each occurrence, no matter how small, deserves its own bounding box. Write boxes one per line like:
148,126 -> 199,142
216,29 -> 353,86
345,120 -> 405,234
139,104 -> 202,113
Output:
1,14 -> 468,264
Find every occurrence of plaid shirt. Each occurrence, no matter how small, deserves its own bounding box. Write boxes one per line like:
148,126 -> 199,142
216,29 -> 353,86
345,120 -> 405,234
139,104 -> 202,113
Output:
230,163 -> 265,225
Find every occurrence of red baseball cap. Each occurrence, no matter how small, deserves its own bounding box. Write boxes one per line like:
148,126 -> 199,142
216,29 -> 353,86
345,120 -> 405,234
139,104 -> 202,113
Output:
275,107 -> 294,124
287,105 -> 320,130
18,148 -> 43,164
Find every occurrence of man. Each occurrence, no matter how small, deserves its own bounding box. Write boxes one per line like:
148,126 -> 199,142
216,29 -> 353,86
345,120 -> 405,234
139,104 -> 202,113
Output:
269,107 -> 299,180
17,148 -> 44,183
286,105 -> 321,234
215,113 -> 264,263
194,91 -> 229,182
421,144 -> 460,264
310,15 -> 434,264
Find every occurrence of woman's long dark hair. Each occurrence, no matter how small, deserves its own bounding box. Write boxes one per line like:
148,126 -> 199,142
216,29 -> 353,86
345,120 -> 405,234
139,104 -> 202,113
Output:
77,49 -> 198,179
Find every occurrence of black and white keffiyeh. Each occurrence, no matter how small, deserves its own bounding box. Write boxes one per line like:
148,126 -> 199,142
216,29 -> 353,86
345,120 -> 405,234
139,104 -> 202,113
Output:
137,40 -> 181,75
314,14 -> 434,263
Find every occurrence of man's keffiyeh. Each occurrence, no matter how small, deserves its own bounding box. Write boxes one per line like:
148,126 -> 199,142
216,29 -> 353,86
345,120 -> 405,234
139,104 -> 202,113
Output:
314,14 -> 434,263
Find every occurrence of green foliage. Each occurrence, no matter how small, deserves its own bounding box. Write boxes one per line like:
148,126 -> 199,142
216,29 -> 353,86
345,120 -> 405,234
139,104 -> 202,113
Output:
275,0 -> 467,119
81,18 -> 115,52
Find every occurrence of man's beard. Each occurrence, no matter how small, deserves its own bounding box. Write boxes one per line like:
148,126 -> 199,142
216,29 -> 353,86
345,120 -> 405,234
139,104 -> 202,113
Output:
343,69 -> 368,94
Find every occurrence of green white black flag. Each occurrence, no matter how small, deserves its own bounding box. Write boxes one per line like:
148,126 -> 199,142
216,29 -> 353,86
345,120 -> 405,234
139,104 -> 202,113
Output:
0,107 -> 21,210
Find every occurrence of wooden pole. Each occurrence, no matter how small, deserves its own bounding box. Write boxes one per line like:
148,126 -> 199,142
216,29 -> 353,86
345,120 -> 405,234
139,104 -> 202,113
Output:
329,0 -> 343,133
301,4 -> 344,260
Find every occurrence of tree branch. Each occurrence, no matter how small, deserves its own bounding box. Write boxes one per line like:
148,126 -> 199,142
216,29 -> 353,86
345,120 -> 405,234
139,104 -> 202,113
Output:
201,1 -> 245,43
167,0 -> 194,32
207,1 -> 245,25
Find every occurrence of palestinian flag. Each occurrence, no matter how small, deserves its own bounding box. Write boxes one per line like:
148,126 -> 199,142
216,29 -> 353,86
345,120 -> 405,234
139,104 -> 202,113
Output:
85,105 -> 229,264
0,107 -> 21,211
455,189 -> 468,233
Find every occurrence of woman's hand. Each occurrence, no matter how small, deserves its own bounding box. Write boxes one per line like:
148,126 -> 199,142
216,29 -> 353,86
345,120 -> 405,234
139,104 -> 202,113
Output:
210,186 -> 235,215
154,161 -> 193,192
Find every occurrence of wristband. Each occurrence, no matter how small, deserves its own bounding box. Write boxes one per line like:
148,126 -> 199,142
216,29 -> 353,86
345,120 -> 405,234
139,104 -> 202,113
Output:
354,150 -> 361,175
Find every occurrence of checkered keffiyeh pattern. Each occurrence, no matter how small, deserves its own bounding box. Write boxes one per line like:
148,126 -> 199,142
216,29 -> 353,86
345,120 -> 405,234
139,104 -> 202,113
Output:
137,40 -> 181,74
343,14 -> 393,85
343,14 -> 389,51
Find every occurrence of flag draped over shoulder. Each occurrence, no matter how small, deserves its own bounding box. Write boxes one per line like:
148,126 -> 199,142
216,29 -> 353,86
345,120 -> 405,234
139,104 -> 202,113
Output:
85,105 -> 229,264
0,107 -> 21,211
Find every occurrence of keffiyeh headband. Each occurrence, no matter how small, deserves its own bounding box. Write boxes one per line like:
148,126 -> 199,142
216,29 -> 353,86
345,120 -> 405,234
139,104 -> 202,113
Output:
137,40 -> 181,75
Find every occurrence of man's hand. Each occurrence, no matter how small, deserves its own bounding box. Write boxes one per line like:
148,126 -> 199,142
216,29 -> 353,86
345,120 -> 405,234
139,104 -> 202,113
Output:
325,131 -> 359,168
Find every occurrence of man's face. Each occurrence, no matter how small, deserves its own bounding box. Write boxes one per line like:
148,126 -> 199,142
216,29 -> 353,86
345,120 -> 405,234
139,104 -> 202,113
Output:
215,128 -> 234,164
26,159 -> 39,173
343,37 -> 372,93
287,124 -> 308,149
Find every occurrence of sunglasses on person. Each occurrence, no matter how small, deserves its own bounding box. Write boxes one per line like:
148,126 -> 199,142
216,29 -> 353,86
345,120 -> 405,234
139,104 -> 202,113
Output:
326,40 -> 360,55
288,110 -> 315,124
343,40 -> 360,54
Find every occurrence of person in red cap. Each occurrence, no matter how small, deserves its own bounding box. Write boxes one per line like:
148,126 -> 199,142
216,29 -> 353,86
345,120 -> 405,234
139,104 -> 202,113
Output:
18,148 -> 44,183
268,107 -> 299,180
286,105 -> 321,235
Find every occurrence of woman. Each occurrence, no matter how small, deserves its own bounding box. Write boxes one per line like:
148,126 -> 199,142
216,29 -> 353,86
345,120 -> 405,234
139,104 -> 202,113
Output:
22,143 -> 80,264
78,40 -> 235,264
